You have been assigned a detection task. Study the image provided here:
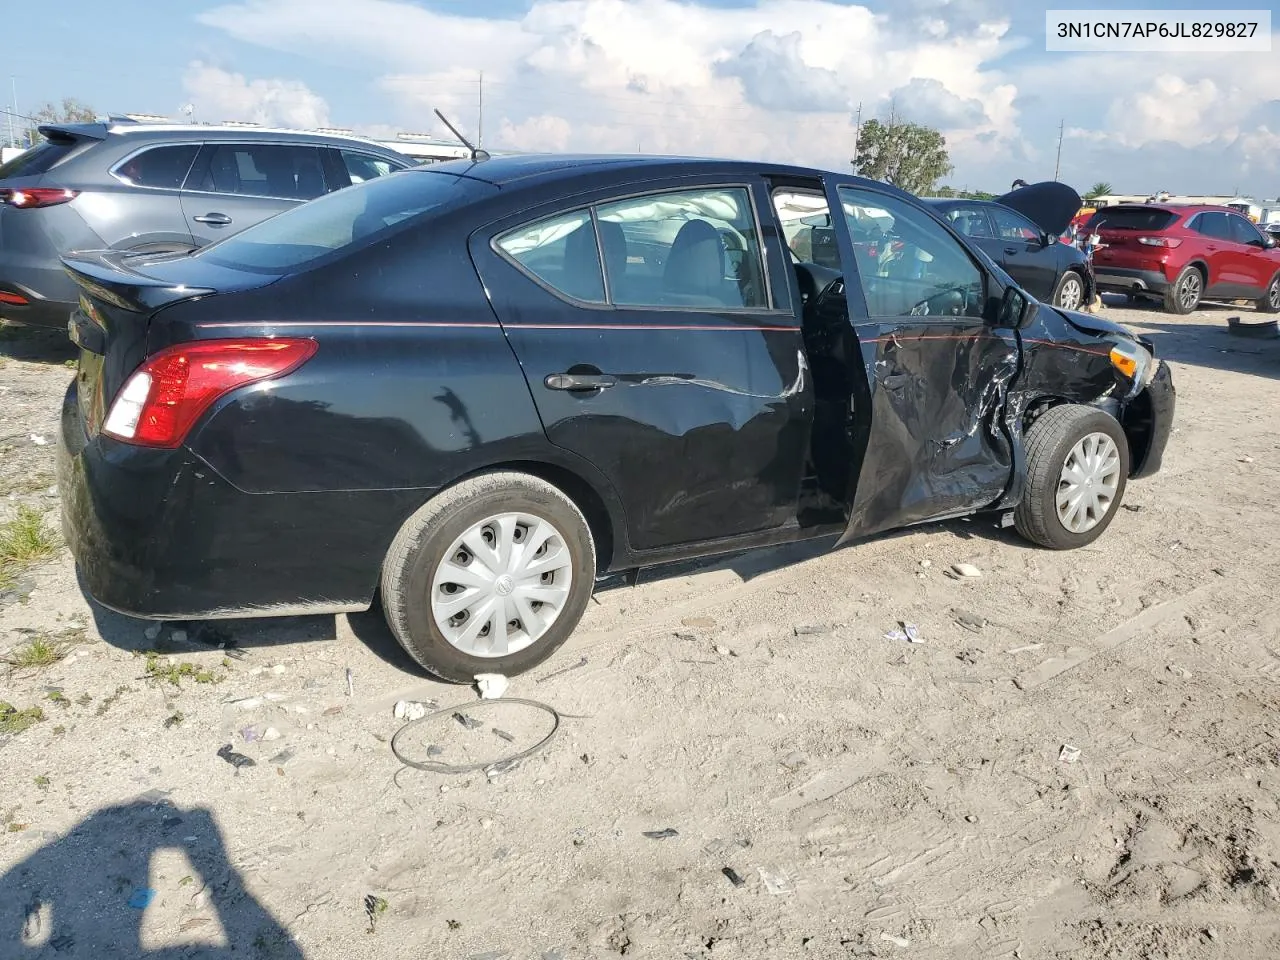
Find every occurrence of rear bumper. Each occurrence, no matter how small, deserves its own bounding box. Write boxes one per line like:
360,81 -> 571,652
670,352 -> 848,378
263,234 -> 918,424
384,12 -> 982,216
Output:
1093,267 -> 1170,295
0,278 -> 76,329
1129,360 -> 1175,480
58,379 -> 420,620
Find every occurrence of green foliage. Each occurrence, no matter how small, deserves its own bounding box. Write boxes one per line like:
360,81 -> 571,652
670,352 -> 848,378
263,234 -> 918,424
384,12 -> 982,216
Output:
855,118 -> 953,196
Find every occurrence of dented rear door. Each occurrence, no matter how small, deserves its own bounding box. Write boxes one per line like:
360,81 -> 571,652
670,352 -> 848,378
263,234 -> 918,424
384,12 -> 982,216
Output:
827,182 -> 1021,544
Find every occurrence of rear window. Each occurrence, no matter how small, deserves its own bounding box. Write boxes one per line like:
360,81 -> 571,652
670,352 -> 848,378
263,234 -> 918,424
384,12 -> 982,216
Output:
1089,207 -> 1178,231
193,170 -> 484,274
0,138 -> 79,179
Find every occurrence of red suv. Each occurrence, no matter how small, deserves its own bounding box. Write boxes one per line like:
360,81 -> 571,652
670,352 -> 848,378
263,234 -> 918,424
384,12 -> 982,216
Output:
1088,204 -> 1280,314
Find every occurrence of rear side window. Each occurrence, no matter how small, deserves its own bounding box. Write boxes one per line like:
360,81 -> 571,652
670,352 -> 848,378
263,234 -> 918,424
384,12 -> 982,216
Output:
0,138 -> 78,179
942,206 -> 994,238
112,145 -> 200,189
596,187 -> 768,308
196,144 -> 328,200
1190,212 -> 1232,240
340,151 -> 400,185
1091,207 -> 1177,231
496,210 -> 605,303
193,170 -> 480,274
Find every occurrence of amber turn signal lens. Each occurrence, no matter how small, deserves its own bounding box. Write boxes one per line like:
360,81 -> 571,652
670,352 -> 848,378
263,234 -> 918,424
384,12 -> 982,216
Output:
1110,346 -> 1138,378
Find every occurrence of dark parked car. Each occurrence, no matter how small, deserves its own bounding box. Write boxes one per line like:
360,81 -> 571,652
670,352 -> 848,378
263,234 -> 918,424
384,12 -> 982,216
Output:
1088,203 -> 1280,313
57,155 -> 1175,682
924,183 -> 1094,310
0,121 -> 414,328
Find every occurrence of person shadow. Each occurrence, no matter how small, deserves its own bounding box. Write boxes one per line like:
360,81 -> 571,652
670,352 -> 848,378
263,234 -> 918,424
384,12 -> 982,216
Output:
0,800 -> 304,958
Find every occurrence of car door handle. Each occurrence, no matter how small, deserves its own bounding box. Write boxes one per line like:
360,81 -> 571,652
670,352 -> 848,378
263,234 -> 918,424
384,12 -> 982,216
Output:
882,373 -> 910,389
544,372 -> 618,391
1004,246 -> 1019,256
193,213 -> 232,225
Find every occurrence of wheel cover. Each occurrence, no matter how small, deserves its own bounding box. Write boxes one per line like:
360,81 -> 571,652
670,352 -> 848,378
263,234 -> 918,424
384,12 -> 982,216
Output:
1179,273 -> 1201,310
1268,278 -> 1280,309
1058,275 -> 1083,310
430,512 -> 574,657
1056,432 -> 1121,534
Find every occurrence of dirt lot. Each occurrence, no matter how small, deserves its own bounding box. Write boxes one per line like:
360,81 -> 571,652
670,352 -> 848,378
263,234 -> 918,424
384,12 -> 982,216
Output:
2,301 -> 1279,960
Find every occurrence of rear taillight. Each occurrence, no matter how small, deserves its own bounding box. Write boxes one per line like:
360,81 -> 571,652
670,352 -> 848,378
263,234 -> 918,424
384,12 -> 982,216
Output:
1137,236 -> 1181,248
103,338 -> 317,448
0,291 -> 28,305
0,187 -> 80,209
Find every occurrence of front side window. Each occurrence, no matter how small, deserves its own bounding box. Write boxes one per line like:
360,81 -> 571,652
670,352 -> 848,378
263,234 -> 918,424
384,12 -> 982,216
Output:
990,205 -> 1042,242
1229,214 -> 1265,246
112,145 -> 200,189
838,186 -> 985,320
196,144 -> 327,200
595,187 -> 768,308
495,210 -> 604,303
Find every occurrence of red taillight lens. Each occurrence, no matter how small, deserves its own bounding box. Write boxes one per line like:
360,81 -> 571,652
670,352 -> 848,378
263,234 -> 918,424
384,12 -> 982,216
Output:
1137,236 -> 1181,248
0,291 -> 28,305
103,338 -> 317,448
0,187 -> 80,209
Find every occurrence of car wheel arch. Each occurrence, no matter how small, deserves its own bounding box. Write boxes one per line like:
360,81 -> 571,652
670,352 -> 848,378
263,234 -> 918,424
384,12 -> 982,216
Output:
1022,393 -> 1143,475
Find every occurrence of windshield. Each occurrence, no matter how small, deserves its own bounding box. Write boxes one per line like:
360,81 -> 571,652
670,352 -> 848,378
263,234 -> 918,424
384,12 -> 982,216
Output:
194,170 -> 488,274
0,139 -> 79,179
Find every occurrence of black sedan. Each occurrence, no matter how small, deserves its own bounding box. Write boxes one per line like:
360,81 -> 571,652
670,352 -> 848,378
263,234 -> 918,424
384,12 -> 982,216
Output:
924,183 -> 1094,310
58,155 -> 1174,682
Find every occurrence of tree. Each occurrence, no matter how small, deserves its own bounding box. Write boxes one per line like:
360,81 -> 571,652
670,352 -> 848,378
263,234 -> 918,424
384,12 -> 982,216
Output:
853,118 -> 953,196
33,98 -> 98,125
1085,181 -> 1113,199
935,186 -> 996,200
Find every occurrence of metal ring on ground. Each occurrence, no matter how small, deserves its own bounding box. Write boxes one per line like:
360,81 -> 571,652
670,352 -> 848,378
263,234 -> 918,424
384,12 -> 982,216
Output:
389,697 -> 562,774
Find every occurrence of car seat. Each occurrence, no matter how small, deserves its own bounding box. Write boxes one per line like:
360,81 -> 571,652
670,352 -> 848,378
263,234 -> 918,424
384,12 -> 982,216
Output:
662,219 -> 728,306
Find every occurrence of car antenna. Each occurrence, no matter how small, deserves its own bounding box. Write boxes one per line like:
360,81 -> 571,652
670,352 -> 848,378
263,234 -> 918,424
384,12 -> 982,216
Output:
434,109 -> 490,163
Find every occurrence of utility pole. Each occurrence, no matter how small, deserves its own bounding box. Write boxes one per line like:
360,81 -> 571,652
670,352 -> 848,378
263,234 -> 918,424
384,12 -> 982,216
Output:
1054,118 -> 1064,181
8,77 -> 16,148
850,101 -> 862,173
477,71 -> 484,149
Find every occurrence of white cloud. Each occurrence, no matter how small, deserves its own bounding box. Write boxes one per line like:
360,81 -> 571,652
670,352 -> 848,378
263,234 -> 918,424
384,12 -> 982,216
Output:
194,0 -> 1280,196
182,61 -> 331,128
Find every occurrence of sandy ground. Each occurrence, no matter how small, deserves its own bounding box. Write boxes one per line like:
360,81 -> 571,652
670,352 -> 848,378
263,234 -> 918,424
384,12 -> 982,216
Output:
2,299 -> 1280,960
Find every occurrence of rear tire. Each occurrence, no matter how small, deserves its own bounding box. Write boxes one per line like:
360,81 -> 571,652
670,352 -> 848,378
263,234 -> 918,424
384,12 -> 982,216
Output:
1255,273 -> 1280,313
381,471 -> 597,682
1051,271 -> 1086,311
1163,266 -> 1202,314
1015,404 -> 1130,550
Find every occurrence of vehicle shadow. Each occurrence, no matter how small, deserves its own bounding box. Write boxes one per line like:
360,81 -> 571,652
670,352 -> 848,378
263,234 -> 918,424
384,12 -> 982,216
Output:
0,321 -> 77,364
0,801 -> 304,958
1102,296 -> 1280,380
81,517 -> 1022,679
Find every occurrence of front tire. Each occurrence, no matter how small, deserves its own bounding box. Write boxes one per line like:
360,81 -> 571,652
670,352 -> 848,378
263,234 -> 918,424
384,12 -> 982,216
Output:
1052,271 -> 1086,311
381,472 -> 597,682
1163,266 -> 1202,315
1256,273 -> 1280,313
1015,405 -> 1130,550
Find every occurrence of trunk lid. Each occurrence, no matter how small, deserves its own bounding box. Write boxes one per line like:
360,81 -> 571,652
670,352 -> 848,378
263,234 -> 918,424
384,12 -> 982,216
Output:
62,249 -> 276,434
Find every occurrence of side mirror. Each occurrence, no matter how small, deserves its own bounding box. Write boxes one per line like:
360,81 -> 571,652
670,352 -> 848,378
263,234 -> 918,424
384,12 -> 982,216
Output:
1264,234 -> 1278,249
1041,232 -> 1054,248
996,285 -> 1037,329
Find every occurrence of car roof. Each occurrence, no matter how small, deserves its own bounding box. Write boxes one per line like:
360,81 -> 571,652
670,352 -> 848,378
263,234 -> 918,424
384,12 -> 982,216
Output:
41,121 -> 407,154
417,153 -> 912,198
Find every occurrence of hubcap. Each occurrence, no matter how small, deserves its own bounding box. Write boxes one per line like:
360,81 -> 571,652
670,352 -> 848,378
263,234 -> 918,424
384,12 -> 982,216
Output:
1179,273 -> 1201,310
1056,432 -> 1121,534
431,512 -> 574,657
1058,275 -> 1083,310
1269,280 -> 1280,309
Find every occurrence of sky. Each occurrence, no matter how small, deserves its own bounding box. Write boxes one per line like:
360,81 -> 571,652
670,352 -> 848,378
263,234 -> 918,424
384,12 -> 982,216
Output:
5,0 -> 1280,198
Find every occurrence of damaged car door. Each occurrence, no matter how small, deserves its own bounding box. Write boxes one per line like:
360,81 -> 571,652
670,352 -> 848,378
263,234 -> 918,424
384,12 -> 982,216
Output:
827,182 -> 1021,543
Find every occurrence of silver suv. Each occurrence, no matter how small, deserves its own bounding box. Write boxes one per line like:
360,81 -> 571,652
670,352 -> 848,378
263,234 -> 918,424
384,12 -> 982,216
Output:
0,121 -> 415,328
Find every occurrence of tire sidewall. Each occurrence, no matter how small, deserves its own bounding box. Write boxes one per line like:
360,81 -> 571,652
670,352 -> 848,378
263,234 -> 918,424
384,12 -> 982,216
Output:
396,481 -> 596,682
1031,411 -> 1130,549
1054,271 -> 1084,310
1257,273 -> 1280,313
1168,267 -> 1201,314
